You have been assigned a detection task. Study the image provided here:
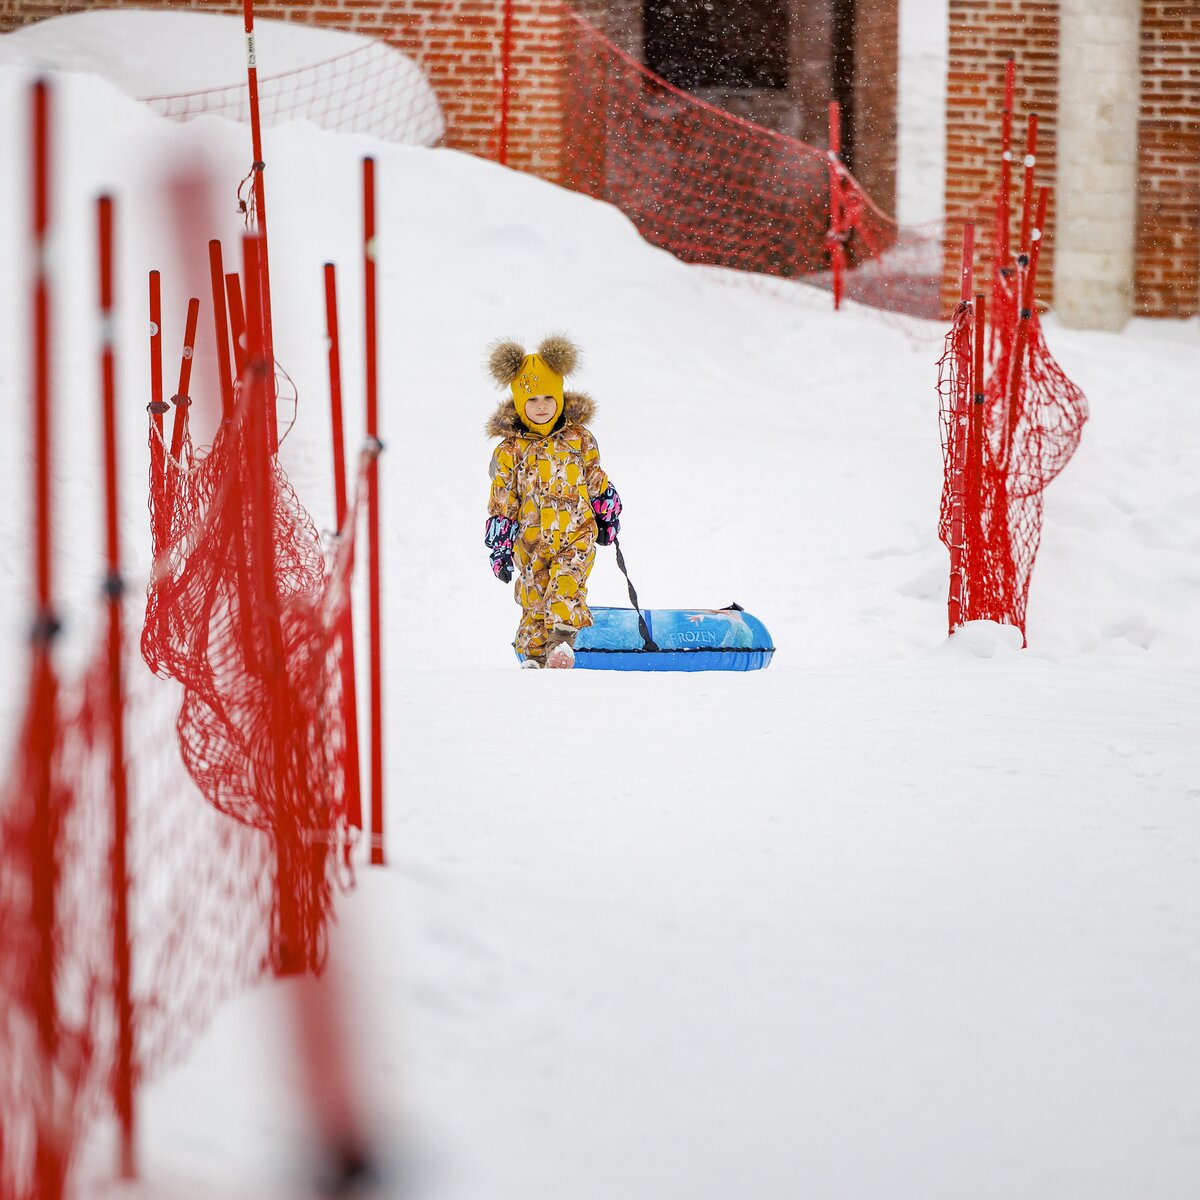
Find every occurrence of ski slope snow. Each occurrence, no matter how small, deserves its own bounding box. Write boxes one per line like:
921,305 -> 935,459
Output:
0,10 -> 1198,1200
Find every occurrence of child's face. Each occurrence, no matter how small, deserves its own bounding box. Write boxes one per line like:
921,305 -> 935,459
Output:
524,395 -> 557,425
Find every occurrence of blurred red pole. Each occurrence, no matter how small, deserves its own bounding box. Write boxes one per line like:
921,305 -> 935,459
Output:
324,263 -> 364,842
148,271 -> 165,508
363,157 -> 385,866
98,195 -> 137,1181
827,101 -> 846,311
30,76 -> 64,1200
497,0 -> 514,165
242,0 -> 278,451
243,234 -> 304,974
168,297 -> 199,462
225,271 -> 248,380
208,240 -> 235,422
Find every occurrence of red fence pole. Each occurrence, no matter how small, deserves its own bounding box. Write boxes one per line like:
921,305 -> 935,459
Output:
225,271 -> 248,380
1004,186 -> 1049,451
826,100 -> 846,311
998,58 -> 1015,270
168,297 -> 199,463
966,291 -> 987,622
959,221 -> 976,305
947,222 -> 976,634
243,233 -> 304,974
241,0 -> 278,451
148,271 -> 165,500
208,240 -> 236,422
30,77 -> 64,1200
1017,113 -> 1039,267
363,157 -> 386,867
1027,185 -> 1050,289
97,195 -> 136,1181
497,0 -> 515,165
324,263 -> 363,842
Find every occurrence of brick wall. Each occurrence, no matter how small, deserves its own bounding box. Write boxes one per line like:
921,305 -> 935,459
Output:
943,0 -> 1200,320
1136,0 -> 1200,318
854,0 -> 899,214
942,0 -> 1062,313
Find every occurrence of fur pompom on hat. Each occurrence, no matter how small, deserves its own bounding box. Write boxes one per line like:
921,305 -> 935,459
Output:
487,335 -> 581,437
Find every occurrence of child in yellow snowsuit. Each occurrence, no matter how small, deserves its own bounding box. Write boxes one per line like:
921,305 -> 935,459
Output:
484,335 -> 621,669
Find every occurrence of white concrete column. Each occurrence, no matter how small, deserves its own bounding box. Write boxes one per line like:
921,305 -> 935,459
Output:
1054,0 -> 1142,330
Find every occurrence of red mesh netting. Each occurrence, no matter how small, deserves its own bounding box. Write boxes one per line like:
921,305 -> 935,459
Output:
558,6 -> 945,316
0,373 -> 363,1199
139,40 -> 445,148
141,364 -> 358,975
938,258 -> 1089,638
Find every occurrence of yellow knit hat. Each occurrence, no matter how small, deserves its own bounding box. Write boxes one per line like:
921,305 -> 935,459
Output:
489,336 -> 579,437
510,354 -> 564,436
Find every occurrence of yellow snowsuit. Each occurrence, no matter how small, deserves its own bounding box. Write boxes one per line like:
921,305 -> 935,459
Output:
486,392 -> 609,659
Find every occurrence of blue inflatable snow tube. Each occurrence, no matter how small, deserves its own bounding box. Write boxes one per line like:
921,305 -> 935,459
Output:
519,605 -> 775,672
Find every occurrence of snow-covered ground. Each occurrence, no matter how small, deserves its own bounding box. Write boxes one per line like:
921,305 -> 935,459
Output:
1,10 -> 1199,1200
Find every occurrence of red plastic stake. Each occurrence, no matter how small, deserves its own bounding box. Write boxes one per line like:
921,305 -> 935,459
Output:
1017,113 -> 1038,264
497,0 -> 515,165
242,0 -> 278,451
966,292 -> 987,623
998,58 -> 1015,270
148,271 -> 165,511
363,157 -> 386,867
947,223 -> 977,634
208,240 -> 236,422
98,195 -> 136,1181
827,100 -> 846,311
243,233 -> 303,974
324,263 -> 364,840
168,297 -> 199,463
1005,187 -> 1049,452
225,271 -> 248,380
959,220 -> 976,303
1027,186 -> 1050,290
30,77 -> 64,1200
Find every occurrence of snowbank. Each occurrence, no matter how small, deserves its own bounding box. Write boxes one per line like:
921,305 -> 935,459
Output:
0,11 -> 444,147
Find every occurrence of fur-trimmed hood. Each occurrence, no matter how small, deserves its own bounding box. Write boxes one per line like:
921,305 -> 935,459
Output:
485,389 -> 596,439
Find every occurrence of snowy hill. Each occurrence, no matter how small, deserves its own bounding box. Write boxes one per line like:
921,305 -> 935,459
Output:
1,23 -> 1199,1200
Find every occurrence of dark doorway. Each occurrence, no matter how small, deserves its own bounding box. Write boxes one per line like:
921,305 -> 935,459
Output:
831,0 -> 855,169
643,0 -> 790,91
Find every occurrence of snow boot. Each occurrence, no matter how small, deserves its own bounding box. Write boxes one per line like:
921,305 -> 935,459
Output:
544,627 -> 577,670
546,643 -> 575,669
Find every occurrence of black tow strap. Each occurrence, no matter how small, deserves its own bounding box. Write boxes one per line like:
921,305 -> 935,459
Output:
613,538 -> 659,651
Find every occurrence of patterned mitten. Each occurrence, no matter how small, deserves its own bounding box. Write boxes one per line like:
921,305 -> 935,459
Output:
591,484 -> 622,546
484,515 -> 518,583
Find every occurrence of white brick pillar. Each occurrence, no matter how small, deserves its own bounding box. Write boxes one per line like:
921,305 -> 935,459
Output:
1053,0 -> 1142,329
